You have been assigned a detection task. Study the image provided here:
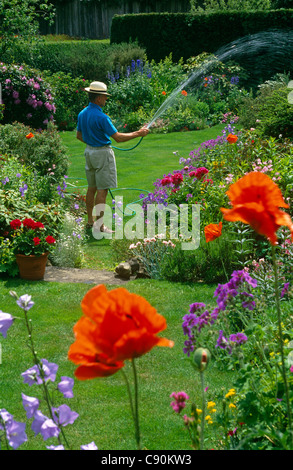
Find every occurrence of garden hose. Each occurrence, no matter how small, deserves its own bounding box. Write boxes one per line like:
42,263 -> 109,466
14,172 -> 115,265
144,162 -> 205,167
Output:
65,178 -> 150,217
111,136 -> 144,151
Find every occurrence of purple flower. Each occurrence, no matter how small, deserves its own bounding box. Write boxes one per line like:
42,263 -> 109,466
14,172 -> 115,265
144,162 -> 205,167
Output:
0,311 -> 14,338
81,441 -> 98,450
52,404 -> 79,427
16,294 -> 34,311
5,419 -> 27,449
57,376 -> 74,398
31,410 -> 48,435
22,359 -> 58,385
281,282 -> 290,298
216,330 -> 232,354
189,302 -> 206,313
40,418 -> 60,440
22,393 -> 40,418
47,445 -> 65,450
22,365 -> 40,386
229,333 -> 248,345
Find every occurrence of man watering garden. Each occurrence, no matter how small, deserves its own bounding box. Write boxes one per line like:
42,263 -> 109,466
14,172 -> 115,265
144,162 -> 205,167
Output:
76,81 -> 149,233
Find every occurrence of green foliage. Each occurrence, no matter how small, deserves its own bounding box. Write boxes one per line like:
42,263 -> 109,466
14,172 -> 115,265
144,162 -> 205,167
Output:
190,0 -> 272,11
110,10 -> 293,67
41,71 -> 89,130
5,40 -> 146,82
0,0 -> 54,58
0,122 -> 69,185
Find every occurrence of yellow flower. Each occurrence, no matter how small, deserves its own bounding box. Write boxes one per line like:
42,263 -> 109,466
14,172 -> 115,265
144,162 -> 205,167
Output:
207,401 -> 217,413
229,403 -> 236,409
205,415 -> 213,424
196,408 -> 202,415
225,388 -> 236,399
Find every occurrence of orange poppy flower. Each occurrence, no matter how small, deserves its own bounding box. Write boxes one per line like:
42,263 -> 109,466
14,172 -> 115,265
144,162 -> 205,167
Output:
162,91 -> 166,95
181,90 -> 188,96
68,285 -> 174,380
226,134 -> 238,144
204,221 -> 222,242
221,172 -> 293,245
25,132 -> 34,139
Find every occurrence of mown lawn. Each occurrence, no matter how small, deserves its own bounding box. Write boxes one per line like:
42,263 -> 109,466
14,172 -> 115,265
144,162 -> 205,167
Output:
60,125 -> 226,270
0,276 -> 234,450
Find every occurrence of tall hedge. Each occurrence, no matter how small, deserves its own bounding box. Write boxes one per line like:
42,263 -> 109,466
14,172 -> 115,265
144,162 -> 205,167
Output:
110,10 -> 293,62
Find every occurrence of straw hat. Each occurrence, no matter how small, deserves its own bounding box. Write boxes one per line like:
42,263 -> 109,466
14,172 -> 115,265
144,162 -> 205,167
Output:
84,81 -> 111,95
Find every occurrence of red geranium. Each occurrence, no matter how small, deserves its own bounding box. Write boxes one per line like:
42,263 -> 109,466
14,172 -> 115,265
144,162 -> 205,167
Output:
45,235 -> 56,244
33,237 -> 41,246
161,176 -> 172,186
10,219 -> 22,230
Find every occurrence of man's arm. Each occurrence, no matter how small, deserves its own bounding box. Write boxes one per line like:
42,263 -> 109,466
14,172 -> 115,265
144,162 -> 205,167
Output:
111,126 -> 149,143
76,131 -> 84,143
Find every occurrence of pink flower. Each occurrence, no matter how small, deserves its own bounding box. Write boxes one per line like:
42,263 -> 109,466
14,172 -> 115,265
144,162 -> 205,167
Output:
170,391 -> 189,413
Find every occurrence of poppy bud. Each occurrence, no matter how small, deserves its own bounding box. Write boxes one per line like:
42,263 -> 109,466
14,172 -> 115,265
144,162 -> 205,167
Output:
193,347 -> 211,372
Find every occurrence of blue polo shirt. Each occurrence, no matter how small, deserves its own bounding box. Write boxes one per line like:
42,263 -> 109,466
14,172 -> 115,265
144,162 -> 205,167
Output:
77,102 -> 117,147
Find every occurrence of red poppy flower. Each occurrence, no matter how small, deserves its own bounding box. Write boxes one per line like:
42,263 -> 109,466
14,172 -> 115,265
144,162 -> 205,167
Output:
68,285 -> 174,380
227,134 -> 238,144
221,172 -> 293,245
25,132 -> 34,139
204,222 -> 222,243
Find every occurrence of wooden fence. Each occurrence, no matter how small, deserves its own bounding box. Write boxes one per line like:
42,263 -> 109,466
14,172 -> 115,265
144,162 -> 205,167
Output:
39,0 -> 191,39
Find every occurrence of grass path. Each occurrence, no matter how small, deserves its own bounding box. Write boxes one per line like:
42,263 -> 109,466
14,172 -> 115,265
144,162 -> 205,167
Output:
60,125 -> 225,270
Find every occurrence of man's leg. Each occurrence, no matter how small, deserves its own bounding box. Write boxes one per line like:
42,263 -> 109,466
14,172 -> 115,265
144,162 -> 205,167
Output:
86,186 -> 97,226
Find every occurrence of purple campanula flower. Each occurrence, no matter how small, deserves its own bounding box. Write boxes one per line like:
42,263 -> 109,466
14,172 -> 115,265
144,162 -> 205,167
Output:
40,418 -> 60,440
40,358 -> 58,383
22,364 -> 40,386
47,445 -> 65,450
5,419 -> 27,449
0,408 -> 13,429
80,441 -> 98,450
31,410 -> 48,435
52,404 -> 79,427
16,294 -> 34,311
22,393 -> 40,418
58,376 -> 74,398
0,311 -> 14,338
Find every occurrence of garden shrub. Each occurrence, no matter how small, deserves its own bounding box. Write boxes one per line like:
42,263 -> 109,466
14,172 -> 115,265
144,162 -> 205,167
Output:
41,71 -> 90,130
5,40 -> 146,82
0,122 -> 69,186
238,75 -> 293,138
0,62 -> 56,130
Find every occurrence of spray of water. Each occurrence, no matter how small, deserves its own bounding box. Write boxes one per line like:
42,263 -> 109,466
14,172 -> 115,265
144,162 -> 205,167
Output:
146,29 -> 293,129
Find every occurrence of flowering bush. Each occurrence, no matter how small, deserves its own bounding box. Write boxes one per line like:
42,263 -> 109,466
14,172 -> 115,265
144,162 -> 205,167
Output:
9,217 -> 56,256
129,234 -> 176,279
0,62 -> 56,129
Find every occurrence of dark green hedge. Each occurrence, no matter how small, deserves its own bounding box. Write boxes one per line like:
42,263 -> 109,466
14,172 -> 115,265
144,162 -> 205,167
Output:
110,10 -> 293,62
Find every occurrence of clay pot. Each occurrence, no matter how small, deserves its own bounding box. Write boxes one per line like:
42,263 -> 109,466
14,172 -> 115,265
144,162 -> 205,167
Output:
16,252 -> 49,280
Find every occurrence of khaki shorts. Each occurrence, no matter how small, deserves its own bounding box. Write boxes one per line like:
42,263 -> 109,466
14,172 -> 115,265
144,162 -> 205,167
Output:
84,145 -> 117,189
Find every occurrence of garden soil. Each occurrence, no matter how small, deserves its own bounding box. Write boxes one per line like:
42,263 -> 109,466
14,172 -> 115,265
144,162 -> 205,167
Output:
44,266 -> 131,285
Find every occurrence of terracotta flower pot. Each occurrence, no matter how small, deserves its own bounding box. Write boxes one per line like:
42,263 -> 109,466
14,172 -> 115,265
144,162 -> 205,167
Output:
16,252 -> 49,280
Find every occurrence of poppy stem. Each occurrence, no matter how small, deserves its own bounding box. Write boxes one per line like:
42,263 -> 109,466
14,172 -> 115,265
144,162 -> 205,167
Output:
272,245 -> 293,445
121,362 -> 141,450
132,359 -> 141,450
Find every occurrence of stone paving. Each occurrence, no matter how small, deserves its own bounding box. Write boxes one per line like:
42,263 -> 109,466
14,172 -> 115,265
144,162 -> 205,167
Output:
43,266 -> 132,285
